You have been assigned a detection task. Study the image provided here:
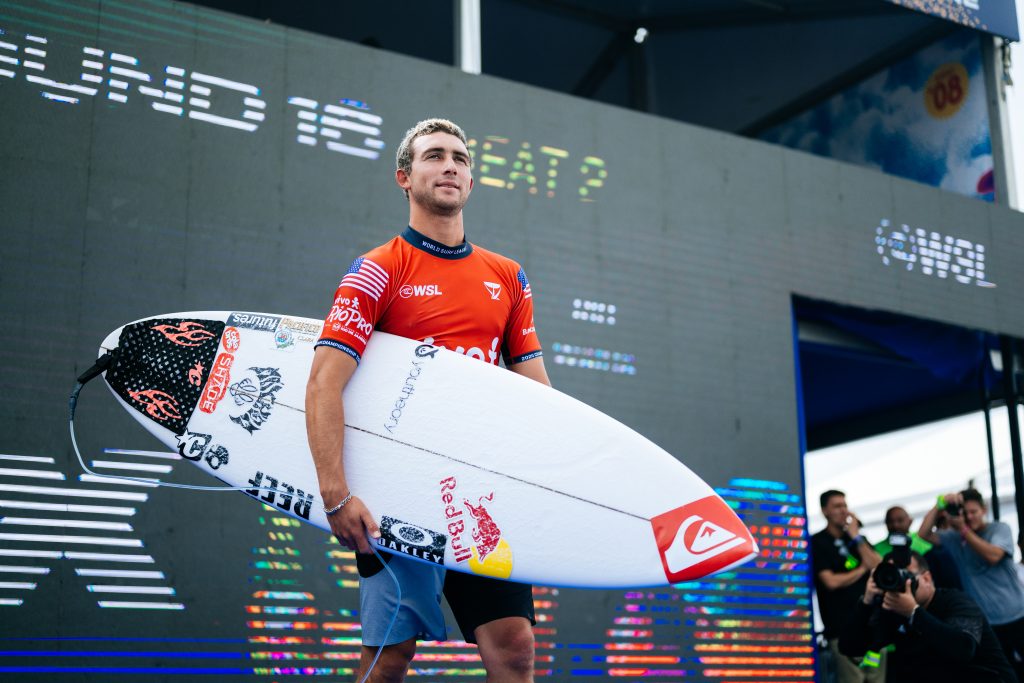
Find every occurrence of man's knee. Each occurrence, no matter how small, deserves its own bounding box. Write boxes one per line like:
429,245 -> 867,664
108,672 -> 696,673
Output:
477,618 -> 535,676
361,638 -> 416,683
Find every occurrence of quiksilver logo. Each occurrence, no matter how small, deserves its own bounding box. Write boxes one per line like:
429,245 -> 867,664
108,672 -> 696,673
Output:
651,496 -> 757,583
663,515 -> 745,574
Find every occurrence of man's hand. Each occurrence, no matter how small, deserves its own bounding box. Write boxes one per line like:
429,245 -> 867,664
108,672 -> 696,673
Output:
943,492 -> 963,507
845,514 -> 861,538
863,573 -> 883,605
881,580 -> 918,618
326,496 -> 380,554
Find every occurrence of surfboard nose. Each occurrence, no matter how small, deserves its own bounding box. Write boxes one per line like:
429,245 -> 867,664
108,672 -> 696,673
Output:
650,494 -> 759,583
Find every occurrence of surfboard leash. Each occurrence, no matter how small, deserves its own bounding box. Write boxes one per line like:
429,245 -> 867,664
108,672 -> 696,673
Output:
68,352 -> 403,679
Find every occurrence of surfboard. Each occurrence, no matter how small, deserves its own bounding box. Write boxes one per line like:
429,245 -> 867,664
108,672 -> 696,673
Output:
96,311 -> 758,588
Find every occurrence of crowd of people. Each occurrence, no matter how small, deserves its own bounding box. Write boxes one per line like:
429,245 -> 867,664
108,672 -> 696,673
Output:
813,488 -> 1024,682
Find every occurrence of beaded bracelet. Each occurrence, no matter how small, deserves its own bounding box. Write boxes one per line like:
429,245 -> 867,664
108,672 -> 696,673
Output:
324,493 -> 353,516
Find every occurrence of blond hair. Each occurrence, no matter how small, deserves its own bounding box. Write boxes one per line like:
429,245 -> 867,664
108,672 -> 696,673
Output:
395,118 -> 471,176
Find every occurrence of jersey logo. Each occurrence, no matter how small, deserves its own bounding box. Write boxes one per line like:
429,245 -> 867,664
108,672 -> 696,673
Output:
483,281 -> 501,300
651,496 -> 757,583
399,284 -> 444,298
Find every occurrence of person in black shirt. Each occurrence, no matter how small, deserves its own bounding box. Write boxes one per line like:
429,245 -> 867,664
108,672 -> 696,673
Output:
811,490 -> 883,681
840,552 -> 1017,682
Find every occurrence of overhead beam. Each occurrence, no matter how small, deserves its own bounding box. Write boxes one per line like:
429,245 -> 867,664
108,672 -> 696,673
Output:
739,21 -> 954,136
572,31 -> 631,98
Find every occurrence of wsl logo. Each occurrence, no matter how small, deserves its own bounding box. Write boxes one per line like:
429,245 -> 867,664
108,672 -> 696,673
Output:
399,283 -> 444,298
651,496 -> 757,583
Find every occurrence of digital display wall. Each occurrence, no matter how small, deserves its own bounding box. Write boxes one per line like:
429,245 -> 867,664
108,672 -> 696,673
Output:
1,1 -> 1023,680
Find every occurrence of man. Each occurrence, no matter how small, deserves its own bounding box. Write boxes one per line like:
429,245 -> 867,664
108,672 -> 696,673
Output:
811,490 -> 883,681
874,506 -> 932,557
875,506 -> 960,589
306,118 -> 549,683
920,489 -> 1024,678
839,552 -> 1016,682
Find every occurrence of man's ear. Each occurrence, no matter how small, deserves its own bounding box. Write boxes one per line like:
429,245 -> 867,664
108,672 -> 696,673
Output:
396,167 -> 412,191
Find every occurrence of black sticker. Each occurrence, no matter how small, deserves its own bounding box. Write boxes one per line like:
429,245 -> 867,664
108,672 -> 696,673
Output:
377,516 -> 447,565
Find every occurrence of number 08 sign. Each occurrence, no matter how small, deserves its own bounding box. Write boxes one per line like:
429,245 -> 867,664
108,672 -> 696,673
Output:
924,62 -> 969,120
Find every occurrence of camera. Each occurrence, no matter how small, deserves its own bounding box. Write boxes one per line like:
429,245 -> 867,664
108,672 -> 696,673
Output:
945,501 -> 961,517
873,533 -> 918,593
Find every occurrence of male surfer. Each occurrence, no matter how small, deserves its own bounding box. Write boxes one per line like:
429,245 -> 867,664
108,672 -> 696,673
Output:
306,118 -> 550,683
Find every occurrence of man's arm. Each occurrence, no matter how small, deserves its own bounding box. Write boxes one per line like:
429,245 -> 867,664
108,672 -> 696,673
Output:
508,356 -> 551,387
817,565 -> 869,591
919,493 -> 959,545
838,573 -> 883,657
909,598 -> 984,664
956,521 -> 1008,565
846,515 -> 882,570
305,346 -> 379,553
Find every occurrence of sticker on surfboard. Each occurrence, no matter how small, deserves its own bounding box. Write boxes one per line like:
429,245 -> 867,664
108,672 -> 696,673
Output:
651,495 -> 756,583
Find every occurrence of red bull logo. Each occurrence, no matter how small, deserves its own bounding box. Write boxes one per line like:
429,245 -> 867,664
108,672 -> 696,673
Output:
464,494 -> 501,561
439,476 -> 513,578
651,495 -> 758,583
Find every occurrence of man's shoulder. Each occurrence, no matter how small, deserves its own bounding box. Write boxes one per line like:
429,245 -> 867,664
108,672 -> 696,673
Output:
986,520 -> 1012,535
468,242 -> 523,273
931,587 -> 984,618
352,236 -> 407,270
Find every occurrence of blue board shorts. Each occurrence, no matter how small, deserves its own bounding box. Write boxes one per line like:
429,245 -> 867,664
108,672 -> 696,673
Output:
359,554 -> 447,646
357,553 -> 536,646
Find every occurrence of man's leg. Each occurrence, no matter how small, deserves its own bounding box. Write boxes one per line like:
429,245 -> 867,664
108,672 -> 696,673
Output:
827,638 -> 867,683
443,572 -> 536,682
355,637 -> 417,683
473,616 -> 535,683
356,554 -> 446,682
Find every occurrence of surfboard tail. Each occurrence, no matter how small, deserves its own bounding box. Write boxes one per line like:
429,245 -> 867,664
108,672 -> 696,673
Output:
650,494 -> 759,583
101,317 -> 227,436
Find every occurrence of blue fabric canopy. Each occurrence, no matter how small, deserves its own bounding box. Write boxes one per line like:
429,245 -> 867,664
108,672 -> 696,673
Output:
794,297 -> 1001,449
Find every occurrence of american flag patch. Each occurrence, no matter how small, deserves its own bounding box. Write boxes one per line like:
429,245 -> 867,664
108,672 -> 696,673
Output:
341,257 -> 389,300
517,268 -> 532,299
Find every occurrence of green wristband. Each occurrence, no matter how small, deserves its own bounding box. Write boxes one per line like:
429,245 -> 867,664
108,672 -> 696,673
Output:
936,495 -> 947,510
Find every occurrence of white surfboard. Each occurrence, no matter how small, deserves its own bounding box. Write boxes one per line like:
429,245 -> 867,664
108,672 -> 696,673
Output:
97,311 -> 758,588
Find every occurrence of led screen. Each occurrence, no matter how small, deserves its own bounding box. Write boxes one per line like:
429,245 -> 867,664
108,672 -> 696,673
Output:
2,1 -> 1023,680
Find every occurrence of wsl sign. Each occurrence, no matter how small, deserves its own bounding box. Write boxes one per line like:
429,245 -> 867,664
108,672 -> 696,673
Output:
884,0 -> 1019,41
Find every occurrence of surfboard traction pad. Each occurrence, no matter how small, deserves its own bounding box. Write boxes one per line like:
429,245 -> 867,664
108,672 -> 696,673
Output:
104,318 -> 225,436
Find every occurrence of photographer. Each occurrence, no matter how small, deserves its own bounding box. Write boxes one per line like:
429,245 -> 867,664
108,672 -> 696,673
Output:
919,489 -> 1024,677
812,490 -> 883,681
839,551 -> 1016,682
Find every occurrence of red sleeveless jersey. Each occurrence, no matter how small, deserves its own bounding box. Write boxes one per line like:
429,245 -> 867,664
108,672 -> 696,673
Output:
316,226 -> 542,366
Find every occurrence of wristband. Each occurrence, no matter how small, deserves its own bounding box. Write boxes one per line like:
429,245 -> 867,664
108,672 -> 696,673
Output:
936,495 -> 947,510
324,493 -> 353,516
849,534 -> 864,547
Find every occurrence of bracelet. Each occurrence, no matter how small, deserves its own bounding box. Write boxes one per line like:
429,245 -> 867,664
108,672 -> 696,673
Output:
324,493 -> 353,516
936,494 -> 947,510
848,534 -> 864,547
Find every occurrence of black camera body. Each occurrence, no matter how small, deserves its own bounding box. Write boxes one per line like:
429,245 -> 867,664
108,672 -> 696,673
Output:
873,533 -> 918,594
945,501 -> 962,517
866,533 -> 919,649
